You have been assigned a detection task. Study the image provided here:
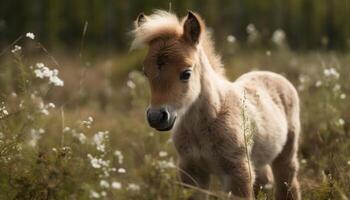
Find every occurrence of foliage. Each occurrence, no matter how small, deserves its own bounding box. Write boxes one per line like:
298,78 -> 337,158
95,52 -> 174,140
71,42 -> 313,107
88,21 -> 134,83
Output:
1,0 -> 350,50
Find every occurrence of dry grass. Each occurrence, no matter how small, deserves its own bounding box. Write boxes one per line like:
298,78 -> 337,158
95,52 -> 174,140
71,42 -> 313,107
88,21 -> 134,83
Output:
0,37 -> 349,199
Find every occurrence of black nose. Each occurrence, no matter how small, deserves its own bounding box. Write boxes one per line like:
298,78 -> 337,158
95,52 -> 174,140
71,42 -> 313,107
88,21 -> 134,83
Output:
146,107 -> 170,128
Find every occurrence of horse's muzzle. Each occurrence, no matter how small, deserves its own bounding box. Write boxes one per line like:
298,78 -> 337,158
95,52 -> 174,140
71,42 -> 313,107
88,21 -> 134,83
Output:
146,107 -> 176,131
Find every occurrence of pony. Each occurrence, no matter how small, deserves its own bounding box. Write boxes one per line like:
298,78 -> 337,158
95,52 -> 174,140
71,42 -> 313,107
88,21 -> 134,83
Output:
131,10 -> 301,200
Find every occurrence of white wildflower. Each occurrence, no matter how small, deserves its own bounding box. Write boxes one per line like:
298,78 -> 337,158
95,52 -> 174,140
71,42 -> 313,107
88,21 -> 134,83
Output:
227,35 -> 236,43
93,131 -> 109,152
118,168 -> 126,173
114,150 -> 124,164
299,75 -> 306,83
340,93 -> 346,99
90,158 -> 101,168
47,102 -> 55,108
25,32 -> 35,39
333,84 -> 341,92
39,102 -> 54,115
127,183 -> 140,191
88,116 -> 94,122
11,45 -> 21,54
246,24 -> 256,35
315,80 -> 322,87
63,127 -> 71,132
246,24 -> 259,43
266,50 -> 271,56
90,190 -> 100,198
111,181 -> 122,189
101,191 -> 107,197
338,118 -> 345,126
323,68 -> 339,79
61,146 -> 71,151
157,159 -> 176,170
77,133 -> 87,143
127,80 -> 136,89
272,29 -> 286,46
159,151 -> 168,157
100,180 -> 110,188
166,138 -> 173,144
49,75 -> 64,86
2,109 -> 8,116
71,129 -> 87,144
87,154 -> 110,169
82,116 -> 94,128
347,161 -> 350,165
33,62 -> 64,86
0,103 -> 8,117
28,128 -> 45,147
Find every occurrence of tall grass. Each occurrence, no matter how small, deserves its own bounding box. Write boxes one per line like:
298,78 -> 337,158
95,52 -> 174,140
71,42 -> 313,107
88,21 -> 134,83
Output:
0,33 -> 349,200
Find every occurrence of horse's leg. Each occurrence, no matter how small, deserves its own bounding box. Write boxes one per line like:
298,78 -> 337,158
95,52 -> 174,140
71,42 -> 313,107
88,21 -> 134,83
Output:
254,165 -> 274,196
179,160 -> 210,200
271,128 -> 301,200
220,159 -> 255,200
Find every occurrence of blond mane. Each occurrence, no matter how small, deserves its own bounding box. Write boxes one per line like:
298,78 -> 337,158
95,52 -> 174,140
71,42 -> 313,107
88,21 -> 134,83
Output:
131,10 -> 225,75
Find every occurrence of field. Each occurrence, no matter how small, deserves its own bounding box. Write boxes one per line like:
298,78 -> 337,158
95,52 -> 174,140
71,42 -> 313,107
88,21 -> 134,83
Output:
0,35 -> 349,200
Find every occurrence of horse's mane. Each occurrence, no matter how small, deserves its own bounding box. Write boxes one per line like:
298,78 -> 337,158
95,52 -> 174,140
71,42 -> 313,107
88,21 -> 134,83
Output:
131,10 -> 225,75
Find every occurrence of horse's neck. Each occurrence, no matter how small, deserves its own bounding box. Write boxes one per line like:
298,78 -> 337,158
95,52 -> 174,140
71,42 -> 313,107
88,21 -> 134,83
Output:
176,47 -> 228,132
194,46 -> 227,119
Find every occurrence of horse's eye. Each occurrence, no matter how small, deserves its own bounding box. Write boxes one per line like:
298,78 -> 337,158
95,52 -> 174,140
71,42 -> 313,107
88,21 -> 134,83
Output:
180,69 -> 192,82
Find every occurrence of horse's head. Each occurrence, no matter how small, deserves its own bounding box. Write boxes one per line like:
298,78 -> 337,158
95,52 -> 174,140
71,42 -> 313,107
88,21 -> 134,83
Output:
132,11 -> 204,131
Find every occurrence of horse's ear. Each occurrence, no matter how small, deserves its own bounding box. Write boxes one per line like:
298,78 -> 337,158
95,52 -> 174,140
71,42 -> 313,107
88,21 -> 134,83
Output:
135,12 -> 148,28
183,11 -> 202,45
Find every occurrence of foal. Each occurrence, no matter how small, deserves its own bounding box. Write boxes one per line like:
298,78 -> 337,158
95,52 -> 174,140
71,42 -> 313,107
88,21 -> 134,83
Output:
132,10 -> 301,200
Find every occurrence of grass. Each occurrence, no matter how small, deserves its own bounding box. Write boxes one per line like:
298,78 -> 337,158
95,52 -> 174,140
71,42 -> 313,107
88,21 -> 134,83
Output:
0,36 -> 349,200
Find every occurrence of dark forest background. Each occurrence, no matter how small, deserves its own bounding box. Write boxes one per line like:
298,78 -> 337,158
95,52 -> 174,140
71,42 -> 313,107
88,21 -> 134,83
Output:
1,0 -> 350,51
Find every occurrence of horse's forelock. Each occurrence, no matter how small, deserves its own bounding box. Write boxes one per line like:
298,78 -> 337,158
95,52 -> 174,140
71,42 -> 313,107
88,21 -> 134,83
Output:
131,10 -> 182,50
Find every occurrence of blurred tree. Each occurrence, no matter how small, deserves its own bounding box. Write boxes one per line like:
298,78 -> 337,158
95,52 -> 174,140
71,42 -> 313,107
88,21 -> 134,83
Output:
0,0 -> 349,51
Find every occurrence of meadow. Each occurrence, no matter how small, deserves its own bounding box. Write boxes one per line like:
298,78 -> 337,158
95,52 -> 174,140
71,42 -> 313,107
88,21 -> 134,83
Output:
0,33 -> 349,200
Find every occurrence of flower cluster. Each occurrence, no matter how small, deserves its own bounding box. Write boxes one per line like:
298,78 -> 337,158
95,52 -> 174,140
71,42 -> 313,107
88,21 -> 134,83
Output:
154,157 -> 176,172
0,102 -> 9,118
93,131 -> 109,152
28,128 -> 45,147
87,154 -> 111,169
11,45 -> 21,54
87,130 -> 126,198
64,127 -> 87,144
81,116 -> 94,129
33,63 -> 64,86
26,32 -> 35,40
323,67 -> 340,79
38,102 -> 55,115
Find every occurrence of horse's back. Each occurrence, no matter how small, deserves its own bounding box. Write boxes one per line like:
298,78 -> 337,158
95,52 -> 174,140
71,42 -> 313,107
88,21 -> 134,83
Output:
233,71 -> 300,167
235,71 -> 299,123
